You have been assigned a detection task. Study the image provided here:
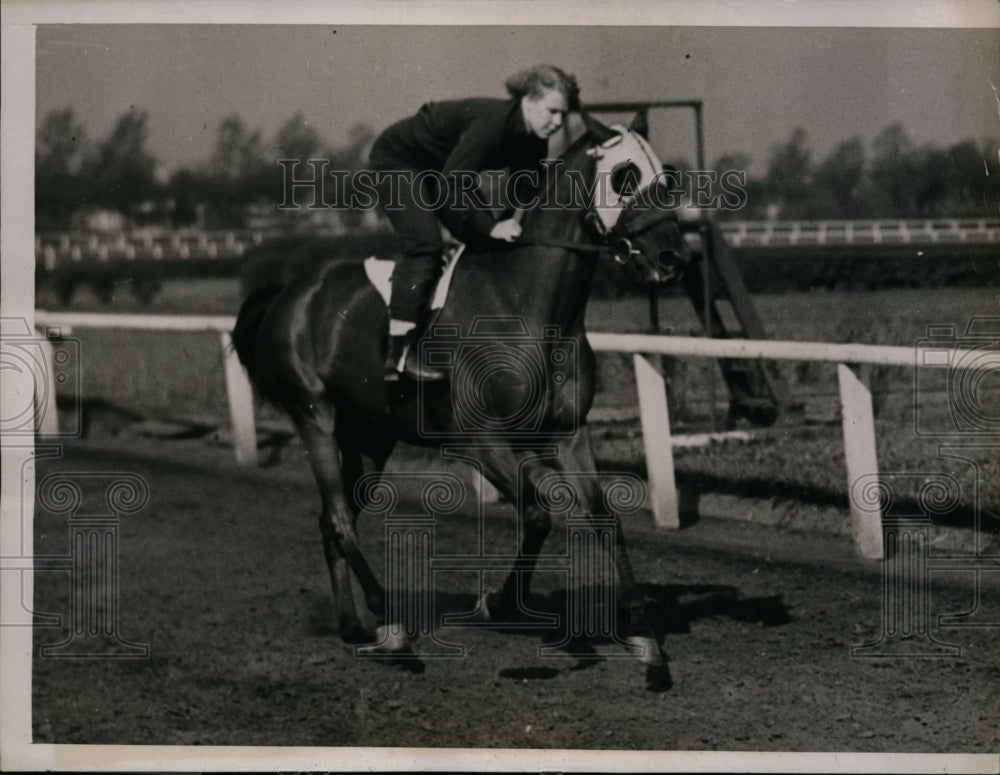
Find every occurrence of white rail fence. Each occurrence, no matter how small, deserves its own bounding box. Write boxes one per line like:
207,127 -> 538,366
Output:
719,217 -> 999,248
32,311 -> 981,560
34,218 -> 1000,267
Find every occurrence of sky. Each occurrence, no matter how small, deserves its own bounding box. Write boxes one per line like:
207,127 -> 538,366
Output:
30,19 -> 1000,177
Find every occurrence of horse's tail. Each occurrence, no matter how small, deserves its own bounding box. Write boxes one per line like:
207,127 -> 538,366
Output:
232,283 -> 283,384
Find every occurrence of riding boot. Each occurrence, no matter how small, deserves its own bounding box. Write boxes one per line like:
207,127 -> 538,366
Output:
385,328 -> 447,381
384,333 -> 408,380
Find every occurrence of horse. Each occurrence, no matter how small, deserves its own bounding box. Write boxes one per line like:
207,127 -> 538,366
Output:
232,113 -> 690,689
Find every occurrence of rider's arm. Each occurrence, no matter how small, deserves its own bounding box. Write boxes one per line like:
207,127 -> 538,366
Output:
437,115 -> 505,242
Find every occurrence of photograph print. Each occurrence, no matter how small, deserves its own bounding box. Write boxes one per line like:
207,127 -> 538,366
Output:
3,3 -> 1000,771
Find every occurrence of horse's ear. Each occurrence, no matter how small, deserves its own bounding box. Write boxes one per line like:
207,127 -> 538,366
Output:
629,111 -> 650,140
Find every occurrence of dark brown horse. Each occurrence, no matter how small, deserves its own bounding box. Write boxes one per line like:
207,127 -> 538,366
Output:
233,115 -> 688,689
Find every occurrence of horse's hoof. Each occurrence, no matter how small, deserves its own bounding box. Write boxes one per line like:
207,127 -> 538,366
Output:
476,592 -> 493,622
354,625 -> 425,673
356,624 -> 410,655
645,661 -> 673,692
626,636 -> 663,666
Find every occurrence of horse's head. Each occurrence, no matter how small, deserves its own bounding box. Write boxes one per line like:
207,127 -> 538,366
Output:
581,115 -> 690,285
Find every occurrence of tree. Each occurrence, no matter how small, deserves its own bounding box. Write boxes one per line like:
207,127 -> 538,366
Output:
37,108 -> 90,176
983,137 -> 1000,216
870,123 -> 918,216
260,112 -> 326,217
815,137 -> 867,218
711,152 -> 755,219
325,122 -> 376,226
84,109 -> 159,215
911,144 -> 950,216
343,122 -> 375,166
166,167 -> 202,227
201,115 -> 269,226
36,108 -> 93,227
763,127 -> 813,218
942,139 -> 994,216
210,115 -> 264,182
272,112 -> 322,162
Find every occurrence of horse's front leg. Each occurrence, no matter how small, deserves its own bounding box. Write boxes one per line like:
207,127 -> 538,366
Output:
554,427 -> 668,680
461,445 -> 558,621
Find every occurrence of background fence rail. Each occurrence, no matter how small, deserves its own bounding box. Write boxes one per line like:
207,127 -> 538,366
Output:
34,310 -> 994,560
35,218 -> 1000,268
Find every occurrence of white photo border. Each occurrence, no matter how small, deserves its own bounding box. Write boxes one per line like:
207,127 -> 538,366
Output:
3,1 -> 999,772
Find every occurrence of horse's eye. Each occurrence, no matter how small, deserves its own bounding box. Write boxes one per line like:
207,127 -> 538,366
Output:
610,162 -> 642,197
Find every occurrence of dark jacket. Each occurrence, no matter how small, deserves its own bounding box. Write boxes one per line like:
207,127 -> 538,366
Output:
370,97 -> 547,242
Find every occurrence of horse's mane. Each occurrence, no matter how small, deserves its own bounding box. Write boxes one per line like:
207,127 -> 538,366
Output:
516,124 -> 607,237
531,116 -> 616,206
558,127 -> 598,163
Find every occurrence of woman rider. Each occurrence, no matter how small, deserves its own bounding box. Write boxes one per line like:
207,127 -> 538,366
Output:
369,64 -> 580,380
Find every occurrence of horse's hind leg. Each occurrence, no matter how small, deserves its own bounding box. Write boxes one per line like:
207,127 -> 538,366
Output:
337,435 -> 394,641
294,412 -> 387,642
322,533 -> 367,643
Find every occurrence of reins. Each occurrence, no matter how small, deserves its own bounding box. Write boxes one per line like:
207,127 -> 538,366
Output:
511,235 -> 612,254
511,233 -> 653,282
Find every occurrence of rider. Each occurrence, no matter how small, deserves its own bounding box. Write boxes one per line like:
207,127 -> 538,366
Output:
369,64 -> 580,380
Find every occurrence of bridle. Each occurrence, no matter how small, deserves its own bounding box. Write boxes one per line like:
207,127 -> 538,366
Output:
600,182 -> 690,285
512,133 -> 689,285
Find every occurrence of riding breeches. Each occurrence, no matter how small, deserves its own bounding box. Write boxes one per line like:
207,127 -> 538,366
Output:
374,168 -> 445,324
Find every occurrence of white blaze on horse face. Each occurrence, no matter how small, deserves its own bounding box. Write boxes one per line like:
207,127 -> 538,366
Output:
590,125 -> 664,233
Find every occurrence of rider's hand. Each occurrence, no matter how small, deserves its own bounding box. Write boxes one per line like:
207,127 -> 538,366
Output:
490,218 -> 522,242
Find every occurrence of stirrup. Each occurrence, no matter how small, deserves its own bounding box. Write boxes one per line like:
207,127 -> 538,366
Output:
401,336 -> 446,381
384,330 -> 447,382
384,338 -> 404,381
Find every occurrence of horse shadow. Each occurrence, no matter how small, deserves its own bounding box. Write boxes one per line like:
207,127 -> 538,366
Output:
306,581 -> 793,688
483,583 -> 792,691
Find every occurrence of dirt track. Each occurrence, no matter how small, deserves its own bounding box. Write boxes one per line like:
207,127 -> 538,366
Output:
30,437 -> 1000,752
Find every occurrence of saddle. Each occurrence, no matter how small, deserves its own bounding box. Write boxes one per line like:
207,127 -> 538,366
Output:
363,243 -> 465,314
365,244 -> 465,380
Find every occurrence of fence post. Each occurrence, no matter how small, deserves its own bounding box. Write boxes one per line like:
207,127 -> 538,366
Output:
633,353 -> 679,528
34,330 -> 60,437
837,363 -> 883,559
219,332 -> 258,466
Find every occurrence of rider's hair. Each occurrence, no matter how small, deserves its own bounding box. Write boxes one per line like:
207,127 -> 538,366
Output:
505,64 -> 580,109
